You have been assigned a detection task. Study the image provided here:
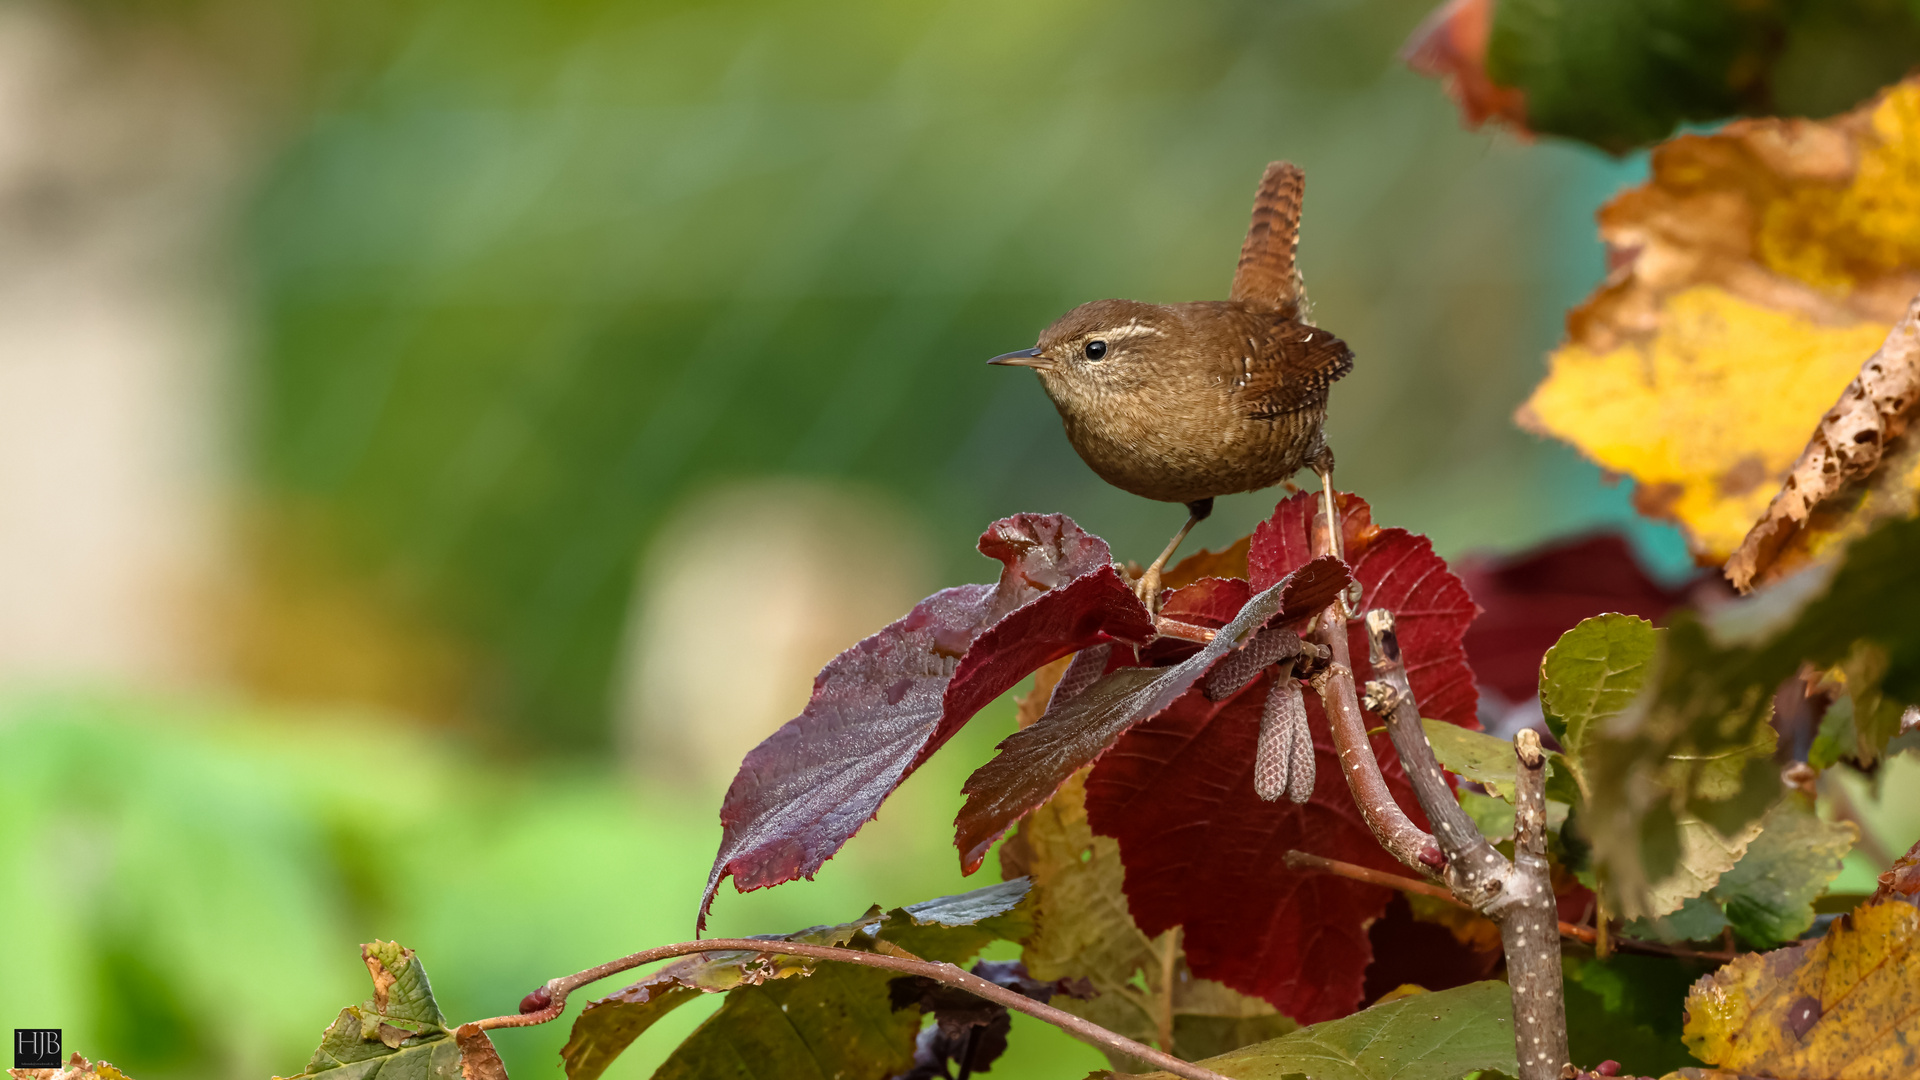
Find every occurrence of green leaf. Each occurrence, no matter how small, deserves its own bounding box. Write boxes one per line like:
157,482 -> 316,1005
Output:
561,880 -> 1032,1080
1641,809 -> 1771,922
1421,720 -> 1526,802
883,877 -> 1034,962
1584,515 -> 1920,918
649,963 -> 915,1080
1812,643 -> 1914,769
1459,790 -> 1516,843
1009,772 -> 1292,1066
1122,981 -> 1518,1080
279,941 -> 504,1080
1487,0 -> 1779,154
559,910 -> 886,1080
1484,0 -> 1920,153
1539,614 -> 1658,760
1623,893 -> 1730,944
1711,794 -> 1857,948
1561,954 -> 1706,1077
1419,721 -> 1572,846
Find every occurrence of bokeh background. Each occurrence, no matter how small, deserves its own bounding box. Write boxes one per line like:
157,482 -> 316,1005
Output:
3,1 -> 1912,1078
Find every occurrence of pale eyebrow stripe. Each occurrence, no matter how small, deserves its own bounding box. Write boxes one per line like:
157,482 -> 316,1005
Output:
1090,321 -> 1166,342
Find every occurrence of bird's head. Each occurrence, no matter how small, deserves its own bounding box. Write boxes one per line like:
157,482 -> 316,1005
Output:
986,299 -> 1173,409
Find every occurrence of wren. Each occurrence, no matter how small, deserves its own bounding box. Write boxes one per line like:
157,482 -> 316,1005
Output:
989,161 -> 1353,607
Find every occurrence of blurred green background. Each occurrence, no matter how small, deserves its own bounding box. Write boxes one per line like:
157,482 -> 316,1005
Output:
4,0 -> 1899,1078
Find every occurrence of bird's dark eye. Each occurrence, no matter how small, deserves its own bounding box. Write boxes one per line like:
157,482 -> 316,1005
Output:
1084,339 -> 1108,360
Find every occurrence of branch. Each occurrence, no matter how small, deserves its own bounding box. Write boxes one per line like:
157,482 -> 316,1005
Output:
1362,609 -> 1568,1080
1306,501 -> 1443,878
1361,610 -> 1510,900
1506,730 -> 1571,1079
463,937 -> 1232,1080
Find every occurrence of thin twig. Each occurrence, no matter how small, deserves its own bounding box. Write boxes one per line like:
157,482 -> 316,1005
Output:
463,937 -> 1230,1080
1285,850 -> 1455,902
1284,850 -> 1597,944
1306,499 -> 1442,878
1283,850 -> 1750,961
1155,616 -> 1218,643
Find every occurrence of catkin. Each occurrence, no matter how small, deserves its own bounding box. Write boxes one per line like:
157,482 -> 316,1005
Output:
1254,663 -> 1313,803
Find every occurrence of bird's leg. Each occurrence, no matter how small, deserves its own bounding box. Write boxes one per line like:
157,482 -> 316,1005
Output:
1136,498 -> 1213,613
1312,446 -> 1342,564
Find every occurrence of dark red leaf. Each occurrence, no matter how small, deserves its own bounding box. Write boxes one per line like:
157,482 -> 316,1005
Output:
1361,894 -> 1503,1007
1455,533 -> 1706,706
1086,491 -> 1481,1022
1085,673 -> 1414,1023
702,514 -> 1155,927
1138,575 -> 1256,667
1159,576 -> 1252,627
1251,492 -> 1481,729
953,556 -> 1349,873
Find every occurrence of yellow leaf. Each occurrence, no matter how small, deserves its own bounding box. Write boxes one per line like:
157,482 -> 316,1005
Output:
1679,899 -> 1920,1079
1520,78 -> 1920,566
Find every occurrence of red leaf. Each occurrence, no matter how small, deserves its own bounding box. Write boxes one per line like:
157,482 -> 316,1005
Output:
701,514 -> 1154,927
1455,533 -> 1706,706
1159,576 -> 1253,627
1086,675 -> 1414,1023
953,556 -> 1349,874
1361,894 -> 1503,1006
1138,575 -> 1253,667
1402,0 -> 1530,134
1251,492 -> 1481,730
1085,491 -> 1481,1022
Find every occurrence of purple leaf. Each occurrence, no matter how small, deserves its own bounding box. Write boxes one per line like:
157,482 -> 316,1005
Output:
701,514 -> 1154,927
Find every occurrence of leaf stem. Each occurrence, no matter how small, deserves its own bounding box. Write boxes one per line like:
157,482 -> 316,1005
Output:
463,937 -> 1232,1080
1155,927 -> 1180,1054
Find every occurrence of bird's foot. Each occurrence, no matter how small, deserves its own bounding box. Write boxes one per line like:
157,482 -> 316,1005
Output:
1137,506 -> 1208,617
1134,565 -> 1166,614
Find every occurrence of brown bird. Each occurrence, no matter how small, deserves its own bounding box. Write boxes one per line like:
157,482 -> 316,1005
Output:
989,161 -> 1353,607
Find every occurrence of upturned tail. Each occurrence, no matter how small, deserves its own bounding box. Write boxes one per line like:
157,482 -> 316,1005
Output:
1229,161 -> 1305,318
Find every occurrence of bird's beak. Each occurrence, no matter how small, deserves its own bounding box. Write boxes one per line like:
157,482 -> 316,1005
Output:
987,347 -> 1046,368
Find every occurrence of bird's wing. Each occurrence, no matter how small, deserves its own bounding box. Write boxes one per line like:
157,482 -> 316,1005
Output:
1229,161 -> 1305,317
1229,322 -> 1353,421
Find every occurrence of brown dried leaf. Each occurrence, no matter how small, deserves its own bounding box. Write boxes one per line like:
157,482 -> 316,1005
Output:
452,1027 -> 508,1080
1876,837 -> 1920,903
1729,295 -> 1920,589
